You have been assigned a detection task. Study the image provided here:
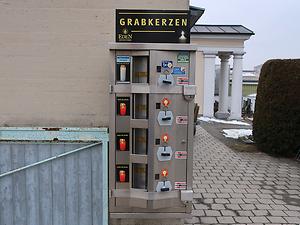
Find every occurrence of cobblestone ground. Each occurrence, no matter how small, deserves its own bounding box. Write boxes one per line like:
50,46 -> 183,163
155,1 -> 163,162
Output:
185,126 -> 300,225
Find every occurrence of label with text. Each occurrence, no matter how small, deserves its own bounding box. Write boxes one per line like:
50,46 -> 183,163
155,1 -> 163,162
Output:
175,151 -> 187,159
175,181 -> 187,190
176,116 -> 188,125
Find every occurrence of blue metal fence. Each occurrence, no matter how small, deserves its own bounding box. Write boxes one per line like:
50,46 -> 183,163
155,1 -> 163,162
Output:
0,127 -> 109,225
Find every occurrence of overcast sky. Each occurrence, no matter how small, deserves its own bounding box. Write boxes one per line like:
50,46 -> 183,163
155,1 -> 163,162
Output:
190,0 -> 300,69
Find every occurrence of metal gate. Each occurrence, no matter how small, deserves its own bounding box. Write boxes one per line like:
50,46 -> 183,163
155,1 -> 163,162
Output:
0,127 -> 108,225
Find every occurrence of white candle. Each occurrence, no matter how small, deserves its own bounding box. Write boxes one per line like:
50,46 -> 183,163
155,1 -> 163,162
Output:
120,64 -> 126,81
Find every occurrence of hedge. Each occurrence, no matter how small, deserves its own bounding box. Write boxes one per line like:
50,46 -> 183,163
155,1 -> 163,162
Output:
253,59 -> 300,157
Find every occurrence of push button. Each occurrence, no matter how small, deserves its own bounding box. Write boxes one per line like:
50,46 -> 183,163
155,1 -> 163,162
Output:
157,146 -> 173,161
158,74 -> 174,86
156,181 -> 172,192
157,111 -> 173,126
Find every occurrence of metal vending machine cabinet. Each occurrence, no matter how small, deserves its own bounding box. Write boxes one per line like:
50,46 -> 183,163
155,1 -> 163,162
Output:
109,43 -> 197,224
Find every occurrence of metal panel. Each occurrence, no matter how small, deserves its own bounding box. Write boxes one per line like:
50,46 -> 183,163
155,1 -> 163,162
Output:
0,144 -> 13,225
109,47 -> 195,217
0,141 -> 108,225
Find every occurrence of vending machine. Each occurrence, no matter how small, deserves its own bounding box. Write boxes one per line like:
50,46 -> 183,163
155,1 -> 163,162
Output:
109,43 -> 197,223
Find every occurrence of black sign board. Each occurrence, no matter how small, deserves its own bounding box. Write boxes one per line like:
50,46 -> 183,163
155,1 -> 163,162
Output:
116,9 -> 190,43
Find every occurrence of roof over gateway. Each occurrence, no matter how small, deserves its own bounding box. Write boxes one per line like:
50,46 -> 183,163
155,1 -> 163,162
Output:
191,25 -> 255,35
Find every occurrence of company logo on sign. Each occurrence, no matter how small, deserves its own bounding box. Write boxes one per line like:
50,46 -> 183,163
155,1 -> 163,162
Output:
118,28 -> 133,42
116,10 -> 190,43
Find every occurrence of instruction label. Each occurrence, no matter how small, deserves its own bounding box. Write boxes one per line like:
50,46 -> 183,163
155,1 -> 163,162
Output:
172,67 -> 186,75
176,116 -> 188,125
176,77 -> 189,85
162,60 -> 173,69
175,151 -> 187,159
175,181 -> 187,190
177,52 -> 189,63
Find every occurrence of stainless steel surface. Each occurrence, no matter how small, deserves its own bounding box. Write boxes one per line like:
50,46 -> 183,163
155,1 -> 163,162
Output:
110,213 -> 190,219
180,190 -> 194,201
112,189 -> 179,200
109,43 -> 198,51
109,48 -> 196,216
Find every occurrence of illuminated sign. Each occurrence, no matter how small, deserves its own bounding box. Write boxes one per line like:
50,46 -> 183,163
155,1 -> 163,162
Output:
116,9 -> 190,43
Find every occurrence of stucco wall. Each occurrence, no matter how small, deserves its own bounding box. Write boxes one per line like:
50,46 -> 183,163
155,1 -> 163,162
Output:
195,51 -> 204,114
191,37 -> 245,48
0,0 -> 188,127
191,37 -> 246,115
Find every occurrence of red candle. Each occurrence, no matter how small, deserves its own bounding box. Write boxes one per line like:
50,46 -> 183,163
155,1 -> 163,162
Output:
119,139 -> 126,151
120,103 -> 127,116
119,170 -> 126,182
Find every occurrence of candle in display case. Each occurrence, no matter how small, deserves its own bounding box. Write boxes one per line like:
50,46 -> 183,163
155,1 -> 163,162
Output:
120,103 -> 127,116
120,64 -> 126,82
119,170 -> 126,182
119,138 -> 126,151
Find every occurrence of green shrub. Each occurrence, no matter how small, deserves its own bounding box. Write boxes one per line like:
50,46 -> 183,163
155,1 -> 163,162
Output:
253,59 -> 300,157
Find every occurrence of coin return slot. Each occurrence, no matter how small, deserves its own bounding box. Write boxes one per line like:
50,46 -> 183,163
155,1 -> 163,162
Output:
162,79 -> 172,84
161,152 -> 171,157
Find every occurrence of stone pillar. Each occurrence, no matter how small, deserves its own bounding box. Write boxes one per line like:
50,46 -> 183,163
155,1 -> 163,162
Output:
229,53 -> 244,120
203,52 -> 216,118
215,54 -> 230,119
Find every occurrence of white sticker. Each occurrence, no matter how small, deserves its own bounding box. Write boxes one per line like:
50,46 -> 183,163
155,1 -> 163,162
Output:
175,182 -> 187,190
177,77 -> 189,85
175,151 -> 187,159
176,116 -> 188,125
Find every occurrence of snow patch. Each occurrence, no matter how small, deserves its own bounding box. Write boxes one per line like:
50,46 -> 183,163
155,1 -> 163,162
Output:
198,117 -> 250,126
222,129 -> 252,139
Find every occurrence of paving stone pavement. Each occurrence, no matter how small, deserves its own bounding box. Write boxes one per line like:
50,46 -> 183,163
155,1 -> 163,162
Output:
185,126 -> 300,225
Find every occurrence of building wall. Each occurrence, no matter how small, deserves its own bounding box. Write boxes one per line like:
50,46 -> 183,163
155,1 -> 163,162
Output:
191,38 -> 245,48
0,0 -> 188,127
195,51 -> 204,114
191,37 -> 245,115
242,84 -> 258,96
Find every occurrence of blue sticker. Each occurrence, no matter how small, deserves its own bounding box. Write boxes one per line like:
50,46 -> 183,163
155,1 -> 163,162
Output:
162,60 -> 173,69
172,67 -> 186,75
117,56 -> 131,63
